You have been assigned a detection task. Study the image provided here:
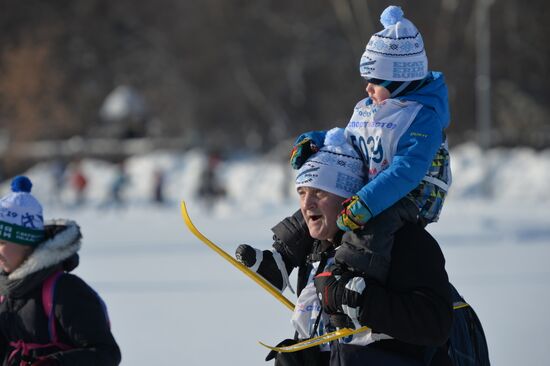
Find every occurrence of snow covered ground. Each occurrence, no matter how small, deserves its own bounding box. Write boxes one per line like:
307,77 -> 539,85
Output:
5,143 -> 550,365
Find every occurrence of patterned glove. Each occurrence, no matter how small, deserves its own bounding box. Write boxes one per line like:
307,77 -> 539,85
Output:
289,130 -> 326,169
313,265 -> 367,327
336,195 -> 372,231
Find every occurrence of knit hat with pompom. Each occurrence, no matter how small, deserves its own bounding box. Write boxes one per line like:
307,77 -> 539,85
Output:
0,176 -> 45,246
359,5 -> 428,83
295,128 -> 366,198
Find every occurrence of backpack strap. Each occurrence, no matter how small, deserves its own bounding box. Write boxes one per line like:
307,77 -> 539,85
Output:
43,271 -> 112,331
42,271 -> 65,343
6,272 -> 71,365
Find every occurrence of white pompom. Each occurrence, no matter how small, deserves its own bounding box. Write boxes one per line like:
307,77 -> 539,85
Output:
323,127 -> 359,157
324,128 -> 347,147
380,6 -> 404,28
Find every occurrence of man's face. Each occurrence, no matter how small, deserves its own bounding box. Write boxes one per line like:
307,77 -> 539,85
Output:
0,240 -> 32,273
297,186 -> 345,241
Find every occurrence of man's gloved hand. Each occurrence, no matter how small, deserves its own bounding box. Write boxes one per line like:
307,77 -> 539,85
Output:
313,265 -> 353,314
290,130 -> 327,169
336,195 -> 372,231
236,244 -> 289,291
313,265 -> 367,327
235,244 -> 258,267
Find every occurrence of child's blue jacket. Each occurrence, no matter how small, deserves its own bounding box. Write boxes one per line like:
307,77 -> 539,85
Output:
357,72 -> 451,216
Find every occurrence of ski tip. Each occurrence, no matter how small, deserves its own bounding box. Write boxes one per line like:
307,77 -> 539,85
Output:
258,340 -> 308,353
258,341 -> 278,351
181,200 -> 191,221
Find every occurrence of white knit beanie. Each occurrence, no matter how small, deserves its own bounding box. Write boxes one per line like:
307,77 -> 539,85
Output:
295,128 -> 365,198
0,176 -> 45,246
359,5 -> 428,81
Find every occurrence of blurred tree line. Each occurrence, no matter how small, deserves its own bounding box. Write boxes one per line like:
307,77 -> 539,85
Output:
0,0 -> 549,166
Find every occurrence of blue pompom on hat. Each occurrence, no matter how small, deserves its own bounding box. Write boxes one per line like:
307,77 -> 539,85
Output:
359,5 -> 428,82
295,128 -> 366,198
0,176 -> 45,246
380,5 -> 404,28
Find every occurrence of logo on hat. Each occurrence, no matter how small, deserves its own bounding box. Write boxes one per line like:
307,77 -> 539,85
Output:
0,176 -> 45,246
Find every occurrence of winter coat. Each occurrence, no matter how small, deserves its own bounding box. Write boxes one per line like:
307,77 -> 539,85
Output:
329,223 -> 453,366
0,220 -> 121,366
273,211 -> 453,366
347,72 -> 451,223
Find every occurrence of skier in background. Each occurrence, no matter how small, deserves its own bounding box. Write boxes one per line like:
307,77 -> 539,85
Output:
197,151 -> 226,208
50,159 -> 67,206
69,160 -> 88,207
152,168 -> 166,205
109,161 -> 129,208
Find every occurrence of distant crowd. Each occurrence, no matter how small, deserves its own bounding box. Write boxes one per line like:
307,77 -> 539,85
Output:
41,152 -> 227,209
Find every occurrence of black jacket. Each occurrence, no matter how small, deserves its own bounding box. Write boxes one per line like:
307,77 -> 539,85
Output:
330,223 -> 453,366
272,211 -> 453,366
0,220 -> 121,366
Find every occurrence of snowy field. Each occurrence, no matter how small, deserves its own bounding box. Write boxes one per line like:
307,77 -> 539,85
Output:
6,143 -> 550,365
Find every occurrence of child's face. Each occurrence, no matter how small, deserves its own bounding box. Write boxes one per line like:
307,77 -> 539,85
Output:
366,83 -> 390,105
0,240 -> 32,273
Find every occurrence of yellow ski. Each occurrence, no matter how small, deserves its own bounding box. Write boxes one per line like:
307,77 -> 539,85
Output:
181,201 -> 295,311
259,302 -> 470,352
182,200 -> 471,353
259,325 -> 371,352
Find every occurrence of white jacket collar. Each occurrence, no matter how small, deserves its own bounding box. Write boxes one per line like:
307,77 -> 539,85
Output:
8,219 -> 81,280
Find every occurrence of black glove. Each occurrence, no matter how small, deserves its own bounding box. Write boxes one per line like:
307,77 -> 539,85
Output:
329,313 -> 355,329
313,265 -> 368,326
235,244 -> 285,290
235,244 -> 257,267
313,265 -> 353,314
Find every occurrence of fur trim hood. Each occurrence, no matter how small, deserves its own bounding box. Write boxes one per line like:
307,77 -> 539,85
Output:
8,219 -> 82,281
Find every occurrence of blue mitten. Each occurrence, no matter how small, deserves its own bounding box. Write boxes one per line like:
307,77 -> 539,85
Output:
290,130 -> 327,169
336,195 -> 372,231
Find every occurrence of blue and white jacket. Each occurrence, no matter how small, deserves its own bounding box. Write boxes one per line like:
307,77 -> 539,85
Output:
345,71 -> 451,222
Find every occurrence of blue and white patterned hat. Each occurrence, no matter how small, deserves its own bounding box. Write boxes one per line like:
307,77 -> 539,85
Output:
0,176 -> 44,246
359,5 -> 428,81
295,128 -> 366,198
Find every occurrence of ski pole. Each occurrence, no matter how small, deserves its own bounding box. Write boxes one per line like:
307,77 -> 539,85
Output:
181,201 -> 295,311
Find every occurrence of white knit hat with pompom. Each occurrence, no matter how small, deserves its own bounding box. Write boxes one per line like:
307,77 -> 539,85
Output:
0,176 -> 44,246
359,5 -> 428,81
295,128 -> 366,198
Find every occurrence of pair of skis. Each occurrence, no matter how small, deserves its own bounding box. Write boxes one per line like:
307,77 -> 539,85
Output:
181,201 -> 469,353
181,201 -> 369,352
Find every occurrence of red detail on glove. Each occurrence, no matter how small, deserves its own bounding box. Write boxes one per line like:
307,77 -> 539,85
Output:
324,286 -> 330,307
315,271 -> 334,278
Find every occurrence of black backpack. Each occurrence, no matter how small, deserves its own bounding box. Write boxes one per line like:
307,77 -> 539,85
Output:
447,284 -> 490,366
